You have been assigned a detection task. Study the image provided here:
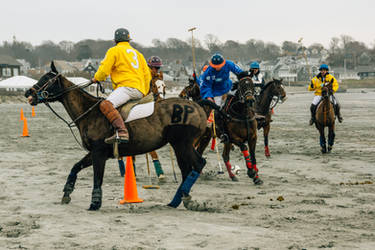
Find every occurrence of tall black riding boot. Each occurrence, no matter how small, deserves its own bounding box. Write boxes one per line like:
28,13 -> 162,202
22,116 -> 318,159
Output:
309,104 -> 317,126
334,103 -> 343,123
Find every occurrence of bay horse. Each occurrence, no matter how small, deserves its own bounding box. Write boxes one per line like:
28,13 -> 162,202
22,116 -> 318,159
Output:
314,83 -> 335,153
25,62 -> 220,211
179,77 -> 262,185
254,79 -> 287,157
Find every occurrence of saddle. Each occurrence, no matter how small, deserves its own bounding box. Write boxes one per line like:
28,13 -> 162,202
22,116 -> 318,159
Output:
119,93 -> 154,122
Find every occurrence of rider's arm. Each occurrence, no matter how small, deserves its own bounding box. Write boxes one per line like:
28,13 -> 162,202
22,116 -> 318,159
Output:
228,61 -> 244,76
94,48 -> 116,82
330,76 -> 339,93
308,78 -> 316,91
200,71 -> 214,99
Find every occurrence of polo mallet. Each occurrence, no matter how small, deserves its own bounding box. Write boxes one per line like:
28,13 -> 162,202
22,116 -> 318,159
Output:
188,27 -> 197,77
212,111 -> 224,174
169,145 -> 178,183
142,153 -> 160,189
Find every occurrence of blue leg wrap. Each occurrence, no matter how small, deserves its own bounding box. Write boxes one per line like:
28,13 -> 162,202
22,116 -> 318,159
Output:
118,159 -> 125,177
319,136 -> 326,148
168,171 -> 200,208
168,185 -> 183,208
181,170 -> 200,195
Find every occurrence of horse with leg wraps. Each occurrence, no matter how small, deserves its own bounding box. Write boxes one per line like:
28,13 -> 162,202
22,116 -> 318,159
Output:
254,79 -> 287,157
25,62 -> 220,211
180,77 -> 262,184
314,83 -> 336,153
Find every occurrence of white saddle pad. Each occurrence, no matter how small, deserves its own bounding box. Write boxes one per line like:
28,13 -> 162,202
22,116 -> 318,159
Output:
125,102 -> 155,123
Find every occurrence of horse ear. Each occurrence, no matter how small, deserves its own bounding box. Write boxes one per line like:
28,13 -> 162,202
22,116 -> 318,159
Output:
50,61 -> 58,73
280,78 -> 283,82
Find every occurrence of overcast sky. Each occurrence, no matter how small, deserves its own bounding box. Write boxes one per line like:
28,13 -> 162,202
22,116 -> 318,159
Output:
1,0 -> 374,48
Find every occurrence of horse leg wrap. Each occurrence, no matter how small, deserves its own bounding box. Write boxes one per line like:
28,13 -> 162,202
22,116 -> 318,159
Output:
168,170 -> 201,208
153,160 -> 164,177
224,161 -> 235,178
168,184 -> 183,208
242,150 -> 253,170
181,171 -> 200,196
118,159 -> 125,177
63,173 -> 77,193
265,146 -> 270,157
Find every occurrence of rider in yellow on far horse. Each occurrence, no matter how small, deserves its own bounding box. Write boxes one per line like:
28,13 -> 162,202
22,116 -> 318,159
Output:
92,28 -> 151,144
308,64 -> 343,125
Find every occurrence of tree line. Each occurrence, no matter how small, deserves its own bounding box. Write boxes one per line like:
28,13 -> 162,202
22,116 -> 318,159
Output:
1,34 -> 374,69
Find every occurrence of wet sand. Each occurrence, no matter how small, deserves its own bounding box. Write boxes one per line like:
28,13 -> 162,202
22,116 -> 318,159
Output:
0,87 -> 374,249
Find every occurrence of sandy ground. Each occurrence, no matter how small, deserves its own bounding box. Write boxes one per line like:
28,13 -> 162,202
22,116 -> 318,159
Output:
0,86 -> 375,250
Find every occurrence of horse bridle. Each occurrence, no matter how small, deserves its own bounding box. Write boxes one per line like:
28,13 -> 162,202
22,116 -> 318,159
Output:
30,72 -> 103,150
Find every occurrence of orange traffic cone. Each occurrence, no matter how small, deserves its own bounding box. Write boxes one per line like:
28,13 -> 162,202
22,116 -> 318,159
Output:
20,108 -> 25,121
21,118 -> 30,137
31,106 -> 36,117
119,156 -> 143,204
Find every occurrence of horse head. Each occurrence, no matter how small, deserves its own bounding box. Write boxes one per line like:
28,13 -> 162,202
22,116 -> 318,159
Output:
270,78 -> 287,103
154,79 -> 166,99
236,76 -> 255,106
25,61 -> 64,105
179,78 -> 200,101
321,82 -> 333,99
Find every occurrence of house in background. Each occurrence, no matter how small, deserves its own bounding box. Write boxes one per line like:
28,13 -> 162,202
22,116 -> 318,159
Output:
0,55 -> 21,79
356,65 -> 375,80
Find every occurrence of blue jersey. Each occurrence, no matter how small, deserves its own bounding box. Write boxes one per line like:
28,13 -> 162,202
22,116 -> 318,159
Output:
200,60 -> 243,99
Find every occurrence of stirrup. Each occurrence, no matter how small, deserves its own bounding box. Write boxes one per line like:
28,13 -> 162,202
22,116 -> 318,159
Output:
104,130 -> 129,144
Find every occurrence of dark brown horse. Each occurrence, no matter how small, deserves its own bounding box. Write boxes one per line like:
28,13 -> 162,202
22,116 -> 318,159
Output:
254,79 -> 287,157
179,77 -> 262,185
314,83 -> 335,153
25,62 -> 220,211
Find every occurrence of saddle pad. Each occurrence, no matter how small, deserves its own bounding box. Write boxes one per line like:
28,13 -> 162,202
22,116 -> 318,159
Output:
125,102 -> 155,123
119,93 -> 154,121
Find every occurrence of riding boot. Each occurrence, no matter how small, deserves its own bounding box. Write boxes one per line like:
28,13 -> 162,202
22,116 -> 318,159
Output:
334,103 -> 343,123
99,100 -> 129,144
309,104 -> 317,126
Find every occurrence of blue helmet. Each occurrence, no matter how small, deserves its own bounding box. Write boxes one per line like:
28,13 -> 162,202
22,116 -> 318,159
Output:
250,61 -> 260,69
319,64 -> 329,70
209,53 -> 226,69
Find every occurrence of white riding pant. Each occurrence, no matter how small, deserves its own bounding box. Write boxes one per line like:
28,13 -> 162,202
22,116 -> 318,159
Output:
107,87 -> 143,108
312,95 -> 337,105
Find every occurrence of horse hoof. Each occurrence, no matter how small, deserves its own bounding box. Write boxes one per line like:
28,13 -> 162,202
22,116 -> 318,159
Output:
265,154 -> 271,158
61,195 -> 71,204
88,203 -> 101,211
158,174 -> 166,183
253,178 -> 263,185
231,176 -> 239,182
247,169 -> 257,179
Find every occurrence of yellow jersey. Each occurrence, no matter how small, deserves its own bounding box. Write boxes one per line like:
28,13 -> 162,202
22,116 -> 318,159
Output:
308,73 -> 339,96
94,42 -> 151,96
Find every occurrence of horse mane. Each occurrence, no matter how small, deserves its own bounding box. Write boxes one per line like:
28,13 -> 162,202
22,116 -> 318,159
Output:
259,79 -> 280,96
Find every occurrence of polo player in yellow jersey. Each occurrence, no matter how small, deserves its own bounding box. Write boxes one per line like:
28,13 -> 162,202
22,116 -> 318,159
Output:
92,28 -> 151,144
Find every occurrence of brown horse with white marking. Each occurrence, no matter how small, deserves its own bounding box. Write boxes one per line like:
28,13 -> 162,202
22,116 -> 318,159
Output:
314,83 -> 336,153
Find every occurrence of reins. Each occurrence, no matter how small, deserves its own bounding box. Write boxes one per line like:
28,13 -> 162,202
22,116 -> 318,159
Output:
36,74 -> 104,151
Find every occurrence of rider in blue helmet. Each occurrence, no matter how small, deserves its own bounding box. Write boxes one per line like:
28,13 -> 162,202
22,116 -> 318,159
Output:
200,53 -> 244,142
200,53 -> 244,106
308,63 -> 343,125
